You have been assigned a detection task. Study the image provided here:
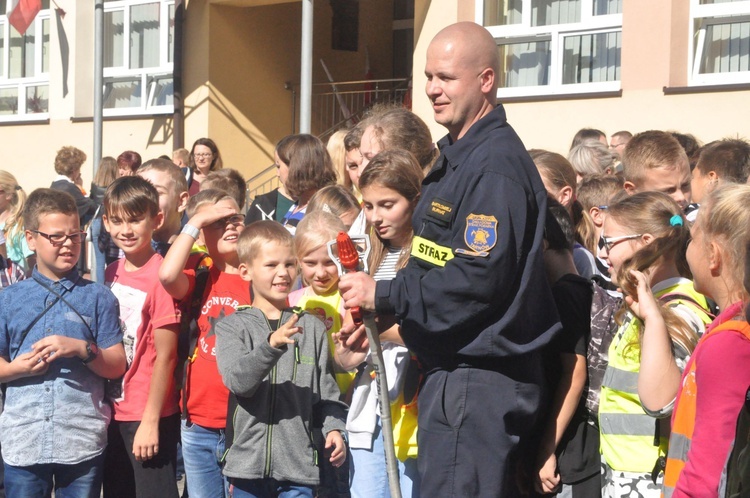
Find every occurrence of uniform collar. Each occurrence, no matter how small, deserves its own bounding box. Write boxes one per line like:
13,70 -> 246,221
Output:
435,105 -> 508,171
32,266 -> 81,292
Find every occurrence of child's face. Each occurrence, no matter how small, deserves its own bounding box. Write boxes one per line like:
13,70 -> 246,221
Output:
300,244 -> 340,295
686,222 -> 710,297
26,212 -> 82,279
243,242 -> 297,314
361,183 -> 415,248
138,169 -> 187,237
690,167 -> 712,205
200,199 -> 244,259
103,209 -> 162,258
345,148 -> 362,189
598,215 -> 647,286
633,164 -> 692,210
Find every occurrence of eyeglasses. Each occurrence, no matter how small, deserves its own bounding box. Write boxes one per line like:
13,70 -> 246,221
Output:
194,153 -> 213,158
601,233 -> 643,253
208,214 -> 245,230
30,230 -> 87,246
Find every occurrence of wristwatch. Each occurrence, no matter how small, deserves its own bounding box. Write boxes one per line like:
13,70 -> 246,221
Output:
82,342 -> 99,364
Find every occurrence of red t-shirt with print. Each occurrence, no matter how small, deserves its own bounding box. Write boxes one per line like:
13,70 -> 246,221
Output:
182,266 -> 251,429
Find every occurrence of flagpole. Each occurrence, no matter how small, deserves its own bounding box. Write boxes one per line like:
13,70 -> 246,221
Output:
299,0 -> 313,134
93,0 -> 104,174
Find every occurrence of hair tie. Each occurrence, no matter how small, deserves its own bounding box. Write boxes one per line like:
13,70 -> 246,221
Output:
669,214 -> 683,227
15,185 -> 22,191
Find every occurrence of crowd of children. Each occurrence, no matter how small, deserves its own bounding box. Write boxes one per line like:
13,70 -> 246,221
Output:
0,111 -> 749,498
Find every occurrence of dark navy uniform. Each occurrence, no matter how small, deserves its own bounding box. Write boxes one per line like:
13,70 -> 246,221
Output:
375,105 -> 560,497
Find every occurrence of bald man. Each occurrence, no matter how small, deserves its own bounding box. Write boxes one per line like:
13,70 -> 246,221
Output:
340,22 -> 560,496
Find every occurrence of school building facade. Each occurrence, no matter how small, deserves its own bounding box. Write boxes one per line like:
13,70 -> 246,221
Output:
1,0 -> 748,192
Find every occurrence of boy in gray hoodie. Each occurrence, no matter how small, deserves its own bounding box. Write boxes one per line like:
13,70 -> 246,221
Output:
215,221 -> 347,498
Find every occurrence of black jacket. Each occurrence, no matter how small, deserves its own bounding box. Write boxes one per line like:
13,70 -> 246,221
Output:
375,105 -> 561,367
50,180 -> 97,227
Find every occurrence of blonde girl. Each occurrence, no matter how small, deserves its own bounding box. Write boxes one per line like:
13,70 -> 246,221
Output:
655,185 -> 750,497
308,185 -> 361,231
341,149 -> 423,498
0,171 -> 32,271
597,191 -> 713,497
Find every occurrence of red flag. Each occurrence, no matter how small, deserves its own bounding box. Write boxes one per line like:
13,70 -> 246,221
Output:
9,0 -> 42,35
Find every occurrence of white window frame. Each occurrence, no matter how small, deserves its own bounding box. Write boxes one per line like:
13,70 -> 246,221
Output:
102,0 -> 174,116
0,6 -> 51,122
476,0 -> 622,98
690,0 -> 750,86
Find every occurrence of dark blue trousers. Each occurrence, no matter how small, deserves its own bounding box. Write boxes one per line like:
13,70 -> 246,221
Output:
416,358 -> 545,498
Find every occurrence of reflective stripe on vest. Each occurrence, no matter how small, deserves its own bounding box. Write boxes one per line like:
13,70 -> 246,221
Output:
599,281 -> 711,473
662,320 -> 750,498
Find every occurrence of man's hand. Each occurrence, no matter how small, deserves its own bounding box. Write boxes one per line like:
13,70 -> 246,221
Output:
269,314 -> 301,349
31,336 -> 87,363
325,430 -> 346,468
339,273 -> 377,312
132,420 -> 159,462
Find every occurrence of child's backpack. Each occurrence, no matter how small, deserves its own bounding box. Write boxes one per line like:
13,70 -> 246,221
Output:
584,283 -> 621,425
177,251 -> 212,418
720,385 -> 750,497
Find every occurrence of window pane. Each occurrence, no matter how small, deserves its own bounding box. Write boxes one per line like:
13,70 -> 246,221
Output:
700,21 -> 750,73
168,4 -> 175,64
42,18 -> 50,73
0,87 -> 18,115
700,0 -> 745,4
0,23 -> 4,78
593,0 -> 622,15
131,3 -> 160,69
484,0 -> 523,26
26,84 -> 48,113
104,10 -> 124,68
9,23 -> 35,79
562,31 -> 621,84
498,40 -> 551,87
41,0 -> 49,8
0,1 -> 6,14
103,78 -> 142,109
151,76 -> 173,106
531,0 -> 580,27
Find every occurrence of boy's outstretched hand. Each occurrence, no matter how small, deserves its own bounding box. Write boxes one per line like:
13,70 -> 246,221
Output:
269,314 -> 301,349
325,430 -> 346,468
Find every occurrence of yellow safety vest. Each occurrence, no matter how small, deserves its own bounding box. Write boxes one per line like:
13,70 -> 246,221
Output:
599,280 -> 712,473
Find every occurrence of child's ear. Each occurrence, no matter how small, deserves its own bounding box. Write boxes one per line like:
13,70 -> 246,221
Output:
623,180 -> 638,196
709,241 -> 722,276
154,211 -> 165,231
177,191 -> 189,214
557,185 -> 573,208
102,214 -> 111,233
25,230 -> 37,252
589,206 -> 606,227
239,263 -> 252,282
641,233 -> 654,245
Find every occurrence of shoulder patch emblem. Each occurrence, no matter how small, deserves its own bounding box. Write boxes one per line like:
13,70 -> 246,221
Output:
461,214 -> 497,256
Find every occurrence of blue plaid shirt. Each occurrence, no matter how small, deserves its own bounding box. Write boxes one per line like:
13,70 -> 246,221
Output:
0,268 -> 123,466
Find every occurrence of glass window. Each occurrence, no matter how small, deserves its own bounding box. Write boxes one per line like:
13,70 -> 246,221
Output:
103,0 -> 174,115
532,0 -> 580,27
104,10 -> 124,68
0,3 -> 50,118
498,39 -> 551,87
562,30 -> 620,84
691,1 -> 750,84
485,0 -> 523,26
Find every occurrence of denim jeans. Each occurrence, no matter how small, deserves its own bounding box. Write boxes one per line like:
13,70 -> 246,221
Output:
349,418 -> 419,498
229,478 -> 313,498
181,419 -> 228,498
4,452 -> 104,498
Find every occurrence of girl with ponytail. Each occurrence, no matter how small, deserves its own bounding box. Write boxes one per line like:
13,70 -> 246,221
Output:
597,191 -> 714,497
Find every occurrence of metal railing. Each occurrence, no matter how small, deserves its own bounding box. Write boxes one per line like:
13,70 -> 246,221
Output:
245,164 -> 279,207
